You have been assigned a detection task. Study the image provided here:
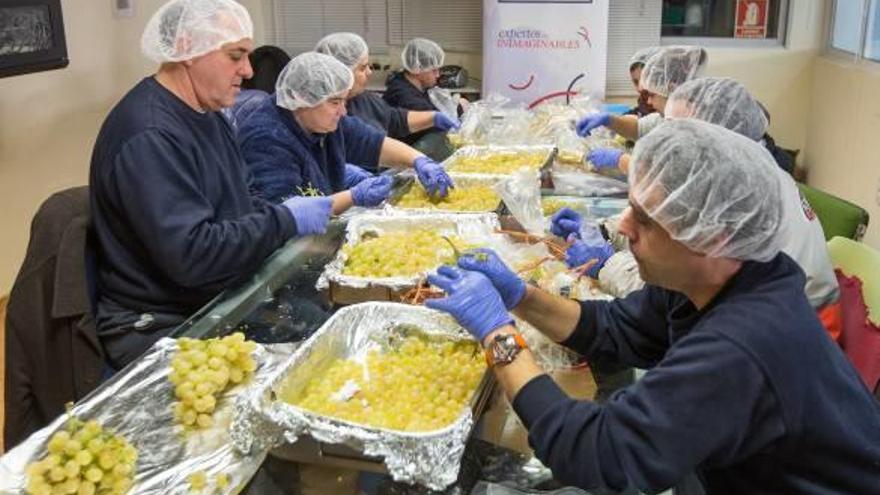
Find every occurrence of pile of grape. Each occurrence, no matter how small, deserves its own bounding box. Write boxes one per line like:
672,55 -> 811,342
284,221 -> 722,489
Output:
25,415 -> 138,495
446,151 -> 546,174
342,230 -> 471,278
394,184 -> 499,211
541,198 -> 581,216
282,334 -> 486,432
168,333 -> 257,429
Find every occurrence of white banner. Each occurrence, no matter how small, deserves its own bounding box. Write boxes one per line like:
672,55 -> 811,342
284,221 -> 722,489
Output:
482,0 -> 609,107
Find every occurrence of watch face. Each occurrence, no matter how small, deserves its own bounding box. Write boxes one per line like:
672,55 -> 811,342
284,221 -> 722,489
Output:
492,334 -> 523,365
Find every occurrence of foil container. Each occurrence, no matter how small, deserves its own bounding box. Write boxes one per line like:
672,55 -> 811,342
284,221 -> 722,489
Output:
386,174 -> 510,215
441,145 -> 557,180
316,211 -> 517,292
0,338 -> 299,494
540,195 -> 629,222
230,302 -> 493,491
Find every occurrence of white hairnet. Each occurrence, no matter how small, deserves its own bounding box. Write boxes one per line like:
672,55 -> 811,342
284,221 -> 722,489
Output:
628,46 -> 661,71
275,52 -> 353,111
640,46 -> 708,97
666,77 -> 769,142
401,38 -> 444,73
315,32 -> 368,69
141,0 -> 253,63
629,119 -> 785,262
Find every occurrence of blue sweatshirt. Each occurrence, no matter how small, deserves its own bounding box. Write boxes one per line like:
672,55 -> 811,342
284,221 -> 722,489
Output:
236,94 -> 384,203
89,78 -> 296,355
513,254 -> 880,494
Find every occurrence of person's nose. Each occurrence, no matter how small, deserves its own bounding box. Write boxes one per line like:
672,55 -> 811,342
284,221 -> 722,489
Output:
240,57 -> 254,80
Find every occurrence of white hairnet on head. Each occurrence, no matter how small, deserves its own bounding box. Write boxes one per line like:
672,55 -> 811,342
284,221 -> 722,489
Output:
315,32 -> 368,69
640,46 -> 708,97
628,46 -> 661,71
275,52 -> 353,111
141,0 -> 253,63
401,38 -> 445,73
629,119 -> 785,262
666,77 -> 769,142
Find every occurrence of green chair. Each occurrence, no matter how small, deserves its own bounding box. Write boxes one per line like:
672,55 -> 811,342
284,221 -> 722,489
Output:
797,183 -> 869,241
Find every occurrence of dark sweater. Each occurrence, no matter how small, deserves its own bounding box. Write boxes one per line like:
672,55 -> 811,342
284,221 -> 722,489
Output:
347,91 -> 410,140
382,71 -> 436,111
89,78 -> 296,362
513,254 -> 880,494
236,94 -> 384,203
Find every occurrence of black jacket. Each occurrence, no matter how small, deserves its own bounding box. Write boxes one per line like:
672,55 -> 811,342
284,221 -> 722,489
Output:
4,187 -> 103,449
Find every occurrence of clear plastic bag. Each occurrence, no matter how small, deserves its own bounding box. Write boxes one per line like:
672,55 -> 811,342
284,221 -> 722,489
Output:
551,170 -> 629,197
428,86 -> 460,120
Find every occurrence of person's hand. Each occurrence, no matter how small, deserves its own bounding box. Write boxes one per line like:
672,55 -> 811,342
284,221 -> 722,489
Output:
413,156 -> 454,198
351,175 -> 393,207
550,207 -> 582,239
575,112 -> 611,137
587,148 -> 624,170
433,112 -> 460,131
565,233 -> 614,278
426,266 -> 513,341
282,196 -> 333,235
343,163 -> 373,188
457,248 -> 525,310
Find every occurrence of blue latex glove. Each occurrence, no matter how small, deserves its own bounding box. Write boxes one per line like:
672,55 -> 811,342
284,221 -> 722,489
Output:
426,266 -> 514,342
575,112 -> 611,137
413,156 -> 454,198
550,207 -> 582,239
433,112 -> 460,131
457,248 -> 525,310
282,196 -> 333,235
343,163 -> 373,188
587,148 -> 624,170
565,233 -> 614,278
351,175 -> 393,207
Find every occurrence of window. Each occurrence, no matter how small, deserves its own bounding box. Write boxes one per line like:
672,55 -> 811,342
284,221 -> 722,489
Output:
661,0 -> 787,41
828,0 -> 880,62
264,0 -> 389,56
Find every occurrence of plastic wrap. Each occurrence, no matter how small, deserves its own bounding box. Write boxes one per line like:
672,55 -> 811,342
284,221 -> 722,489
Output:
495,169 -> 546,235
230,302 -> 493,491
540,195 -> 629,223
550,169 -> 628,197
0,338 -> 299,494
428,87 -> 460,120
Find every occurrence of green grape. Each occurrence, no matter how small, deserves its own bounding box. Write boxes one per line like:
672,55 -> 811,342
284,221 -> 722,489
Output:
169,332 -> 258,430
446,151 -> 547,174
342,231 -> 475,278
394,184 -> 499,212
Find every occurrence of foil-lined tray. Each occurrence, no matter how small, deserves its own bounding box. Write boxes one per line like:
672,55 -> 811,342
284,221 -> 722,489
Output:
317,211 -> 514,293
0,338 -> 299,494
386,175 -> 511,215
230,302 -> 495,491
540,194 -> 629,221
441,145 -> 557,180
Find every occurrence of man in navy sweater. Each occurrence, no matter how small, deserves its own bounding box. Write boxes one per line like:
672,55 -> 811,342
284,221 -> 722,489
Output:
426,119 -> 880,493
89,0 -> 333,368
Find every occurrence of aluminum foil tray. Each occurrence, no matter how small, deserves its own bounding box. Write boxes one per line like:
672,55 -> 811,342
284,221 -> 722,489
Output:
442,144 -> 556,180
540,195 -> 629,222
0,338 -> 299,494
230,302 -> 495,491
386,174 -> 510,215
316,211 -> 508,293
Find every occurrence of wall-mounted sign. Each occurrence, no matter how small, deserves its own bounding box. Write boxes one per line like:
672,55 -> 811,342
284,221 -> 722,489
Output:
735,0 -> 769,39
483,0 -> 609,107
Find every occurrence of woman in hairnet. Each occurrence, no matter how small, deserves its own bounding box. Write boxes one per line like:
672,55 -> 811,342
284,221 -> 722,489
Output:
236,51 -> 453,211
575,45 -> 708,142
554,77 -> 842,338
383,38 -> 452,112
314,32 -> 459,143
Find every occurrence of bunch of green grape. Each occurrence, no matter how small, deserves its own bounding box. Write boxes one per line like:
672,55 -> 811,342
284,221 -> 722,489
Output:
282,335 -> 486,432
541,198 -> 580,216
169,333 -> 257,429
342,230 -> 471,278
446,151 -> 546,174
394,184 -> 499,211
25,414 -> 138,495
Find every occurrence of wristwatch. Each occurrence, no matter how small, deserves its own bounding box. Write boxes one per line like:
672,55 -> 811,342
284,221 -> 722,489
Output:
484,332 -> 528,367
